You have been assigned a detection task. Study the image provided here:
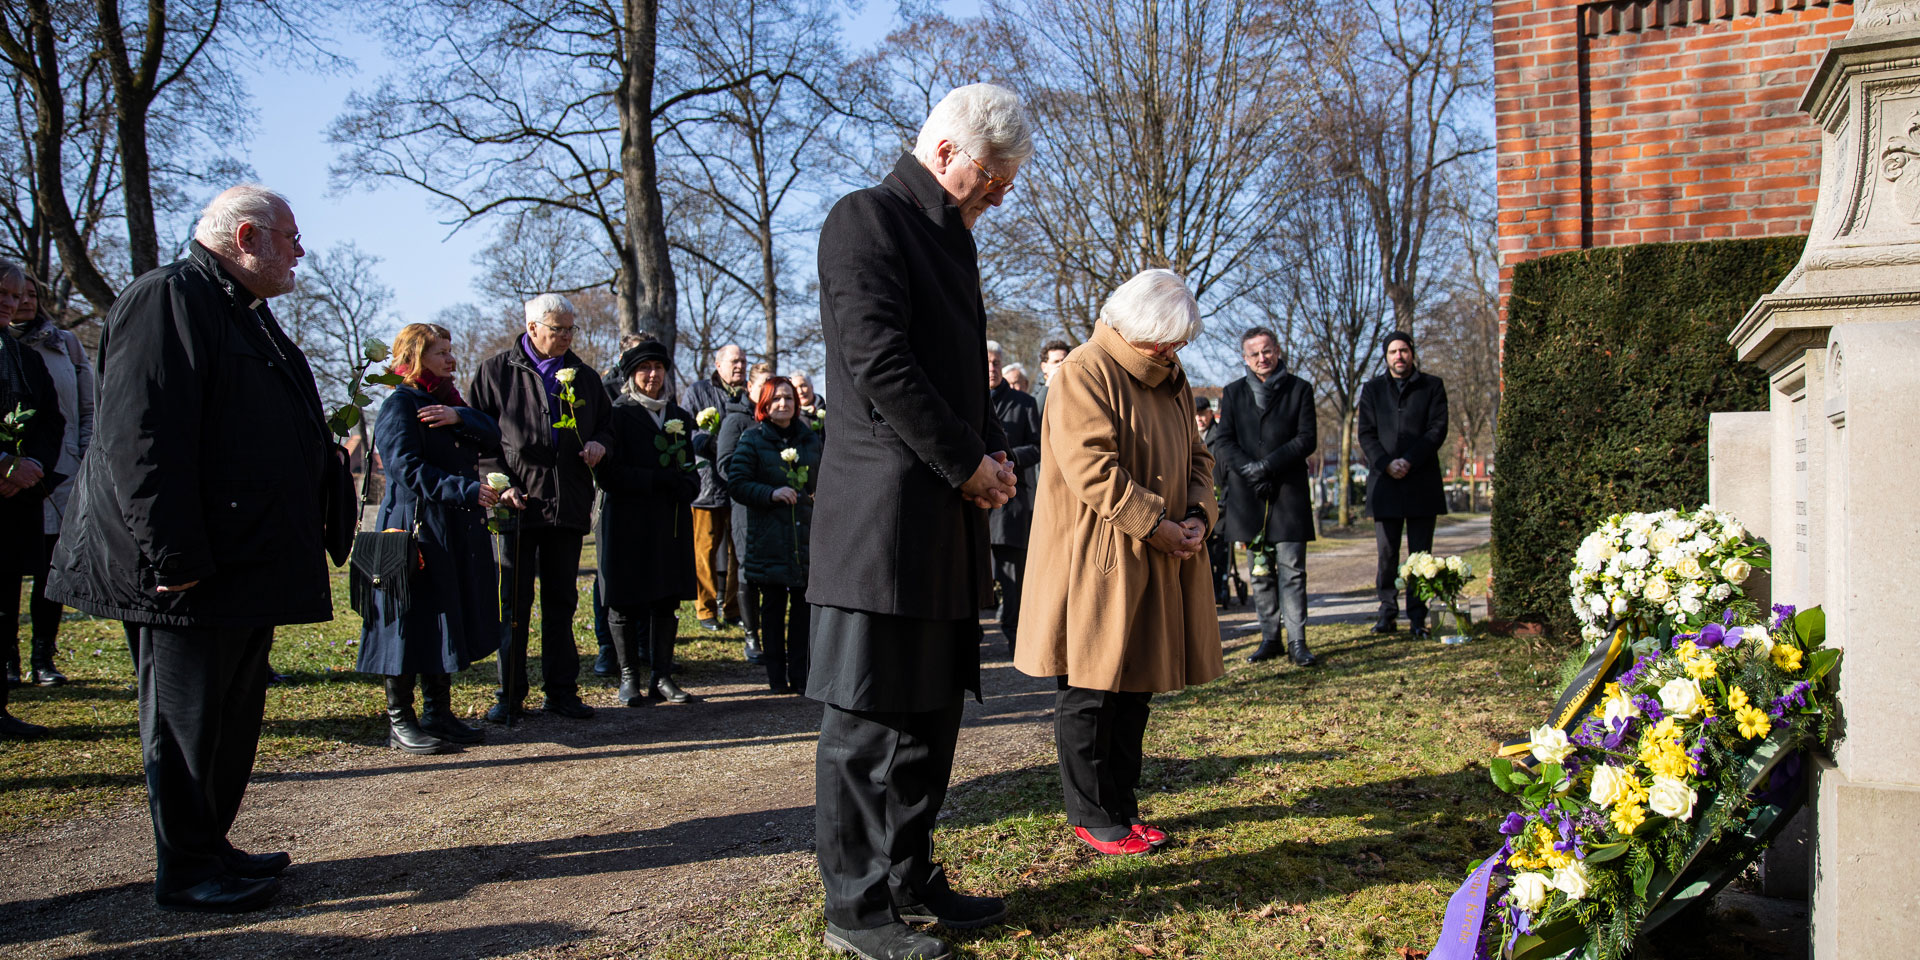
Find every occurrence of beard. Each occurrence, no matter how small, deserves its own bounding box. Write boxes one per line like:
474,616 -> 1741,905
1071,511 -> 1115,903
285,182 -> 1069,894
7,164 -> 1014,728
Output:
239,251 -> 298,298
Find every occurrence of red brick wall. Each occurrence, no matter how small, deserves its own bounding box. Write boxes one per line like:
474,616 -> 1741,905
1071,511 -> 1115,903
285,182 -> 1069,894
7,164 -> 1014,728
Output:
1494,0 -> 1852,316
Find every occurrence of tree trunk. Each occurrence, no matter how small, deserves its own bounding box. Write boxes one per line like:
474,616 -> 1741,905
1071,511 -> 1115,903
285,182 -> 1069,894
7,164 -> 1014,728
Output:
1336,405 -> 1355,528
617,0 -> 677,352
16,0 -> 118,313
759,230 -> 778,371
114,102 -> 161,275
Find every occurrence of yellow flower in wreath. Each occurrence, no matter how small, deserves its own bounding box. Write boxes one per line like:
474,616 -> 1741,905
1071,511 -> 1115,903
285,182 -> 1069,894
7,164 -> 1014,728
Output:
1772,644 -> 1804,672
1611,801 -> 1648,835
1735,705 -> 1773,740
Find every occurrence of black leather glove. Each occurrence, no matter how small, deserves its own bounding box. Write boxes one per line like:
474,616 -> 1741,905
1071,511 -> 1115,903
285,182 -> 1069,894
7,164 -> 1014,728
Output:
1253,479 -> 1277,502
1235,461 -> 1269,485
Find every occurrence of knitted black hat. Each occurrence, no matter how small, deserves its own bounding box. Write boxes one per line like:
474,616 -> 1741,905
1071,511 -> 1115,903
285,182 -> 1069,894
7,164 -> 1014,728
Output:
1383,330 -> 1415,354
1193,396 -> 1212,412
616,339 -> 671,380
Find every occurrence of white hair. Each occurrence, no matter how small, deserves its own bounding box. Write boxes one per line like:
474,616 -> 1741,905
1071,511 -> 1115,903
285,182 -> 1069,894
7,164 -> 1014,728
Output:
524,293 -> 575,324
913,84 -> 1035,167
1100,269 -> 1203,345
789,371 -> 811,386
192,185 -> 289,256
984,339 -> 1003,357
1001,361 -> 1026,377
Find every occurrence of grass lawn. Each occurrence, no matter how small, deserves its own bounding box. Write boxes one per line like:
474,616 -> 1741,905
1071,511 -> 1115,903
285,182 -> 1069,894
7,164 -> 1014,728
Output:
0,570 -> 745,836
547,619 -> 1569,960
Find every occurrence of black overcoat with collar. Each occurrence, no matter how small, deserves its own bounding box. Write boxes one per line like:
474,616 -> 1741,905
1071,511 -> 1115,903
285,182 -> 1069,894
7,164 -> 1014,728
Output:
1211,373 -> 1318,543
0,334 -> 66,576
467,340 -> 614,534
1356,370 -> 1450,519
47,242 -> 336,628
987,382 -> 1040,548
807,153 -> 1010,620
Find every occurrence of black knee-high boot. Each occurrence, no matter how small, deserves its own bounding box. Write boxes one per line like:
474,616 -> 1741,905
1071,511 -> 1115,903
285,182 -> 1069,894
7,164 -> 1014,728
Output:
612,608 -> 648,707
649,608 -> 691,703
386,675 -> 452,754
419,673 -> 484,743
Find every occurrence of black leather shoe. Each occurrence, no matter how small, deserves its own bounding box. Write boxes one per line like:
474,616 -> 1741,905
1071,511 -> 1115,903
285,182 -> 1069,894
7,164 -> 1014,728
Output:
824,921 -> 952,960
592,653 -> 618,678
223,849 -> 292,879
1411,625 -> 1431,640
0,712 -> 51,739
1288,642 -> 1320,668
652,677 -> 693,703
545,698 -> 595,719
1370,619 -> 1397,634
32,667 -> 66,687
698,618 -> 721,632
1245,643 -> 1284,663
484,703 -> 529,725
155,875 -> 280,913
897,888 -> 1008,929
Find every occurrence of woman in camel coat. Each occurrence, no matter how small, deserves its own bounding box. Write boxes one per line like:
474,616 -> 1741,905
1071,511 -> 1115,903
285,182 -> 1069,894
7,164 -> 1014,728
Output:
1015,269 -> 1225,856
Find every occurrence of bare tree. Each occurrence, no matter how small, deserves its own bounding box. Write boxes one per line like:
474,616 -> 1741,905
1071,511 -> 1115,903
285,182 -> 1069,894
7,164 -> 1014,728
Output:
278,243 -> 399,457
1419,187 -> 1500,510
668,191 -> 759,387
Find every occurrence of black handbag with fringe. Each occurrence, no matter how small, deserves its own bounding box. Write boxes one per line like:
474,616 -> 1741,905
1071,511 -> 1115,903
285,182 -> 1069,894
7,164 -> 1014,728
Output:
346,449 -> 416,623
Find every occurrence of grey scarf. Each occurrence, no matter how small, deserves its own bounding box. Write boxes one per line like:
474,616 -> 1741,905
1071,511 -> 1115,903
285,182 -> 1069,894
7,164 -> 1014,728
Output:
1244,362 -> 1286,411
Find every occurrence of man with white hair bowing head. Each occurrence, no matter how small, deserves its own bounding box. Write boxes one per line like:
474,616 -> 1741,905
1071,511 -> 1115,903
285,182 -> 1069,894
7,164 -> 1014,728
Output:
809,83 -> 1031,960
48,185 -> 343,912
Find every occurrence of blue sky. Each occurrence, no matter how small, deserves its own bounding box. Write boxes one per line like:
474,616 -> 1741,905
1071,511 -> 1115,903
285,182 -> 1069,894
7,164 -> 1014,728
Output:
238,1 -> 947,329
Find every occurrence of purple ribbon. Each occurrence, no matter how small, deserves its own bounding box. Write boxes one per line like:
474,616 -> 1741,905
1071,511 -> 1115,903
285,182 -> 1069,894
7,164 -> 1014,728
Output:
1431,855 -> 1498,960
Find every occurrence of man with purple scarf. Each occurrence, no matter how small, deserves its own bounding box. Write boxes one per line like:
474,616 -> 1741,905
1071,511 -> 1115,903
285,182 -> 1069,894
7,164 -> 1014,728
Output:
468,293 -> 613,723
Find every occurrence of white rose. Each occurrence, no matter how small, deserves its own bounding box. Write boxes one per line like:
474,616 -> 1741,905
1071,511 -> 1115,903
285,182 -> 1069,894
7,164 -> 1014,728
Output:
1509,872 -> 1552,912
1589,763 -> 1633,808
1643,577 -> 1673,602
1721,558 -> 1752,584
1528,725 -> 1575,765
1679,596 -> 1703,615
1603,692 -> 1641,729
1648,775 -> 1698,821
1418,558 -> 1443,579
1676,556 -> 1705,579
1651,529 -> 1679,552
1611,594 -> 1631,616
664,418 -> 686,435
1447,555 -> 1465,573
485,472 -> 513,491
363,337 -> 390,363
780,447 -> 799,463
1709,583 -> 1732,602
1552,861 -> 1591,901
555,366 -> 577,385
1658,677 -> 1705,719
1624,547 -> 1651,569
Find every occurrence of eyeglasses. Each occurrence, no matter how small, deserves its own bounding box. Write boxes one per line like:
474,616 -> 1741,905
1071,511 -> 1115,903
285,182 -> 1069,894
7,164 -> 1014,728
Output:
532,319 -> 578,336
259,224 -> 301,246
957,146 -> 1016,194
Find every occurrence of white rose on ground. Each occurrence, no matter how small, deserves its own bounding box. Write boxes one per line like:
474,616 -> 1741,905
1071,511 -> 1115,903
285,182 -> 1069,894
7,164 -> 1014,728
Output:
1589,763 -> 1634,808
1529,725 -> 1575,765
1722,558 -> 1752,584
555,366 -> 578,385
486,472 -> 513,491
1510,872 -> 1553,912
780,447 -> 799,463
1644,577 -> 1673,602
1553,861 -> 1591,901
1659,677 -> 1706,719
1648,775 -> 1698,821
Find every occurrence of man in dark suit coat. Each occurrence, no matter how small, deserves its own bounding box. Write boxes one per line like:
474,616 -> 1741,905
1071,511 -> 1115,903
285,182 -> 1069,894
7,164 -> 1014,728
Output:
985,340 -> 1040,654
1211,327 -> 1320,666
1357,330 -> 1450,638
807,84 -> 1029,960
1195,397 -> 1233,606
48,186 -> 337,913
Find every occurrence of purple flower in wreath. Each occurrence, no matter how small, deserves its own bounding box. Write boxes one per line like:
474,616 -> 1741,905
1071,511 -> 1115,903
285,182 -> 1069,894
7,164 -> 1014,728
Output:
1770,681 -> 1812,719
1772,603 -> 1798,630
1571,716 -> 1604,748
1722,608 -> 1739,626
1695,622 -> 1725,647
1499,812 -> 1528,835
1602,717 -> 1633,751
1633,693 -> 1665,723
1618,653 -> 1658,688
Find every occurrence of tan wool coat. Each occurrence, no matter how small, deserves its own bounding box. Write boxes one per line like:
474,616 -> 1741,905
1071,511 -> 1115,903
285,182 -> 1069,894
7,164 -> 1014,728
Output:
1014,321 -> 1225,693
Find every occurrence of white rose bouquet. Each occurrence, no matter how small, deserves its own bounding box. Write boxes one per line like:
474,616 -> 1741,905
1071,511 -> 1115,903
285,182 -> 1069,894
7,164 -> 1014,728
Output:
1396,551 -> 1474,611
1567,506 -> 1769,649
0,402 -> 35,481
1441,595 -> 1840,960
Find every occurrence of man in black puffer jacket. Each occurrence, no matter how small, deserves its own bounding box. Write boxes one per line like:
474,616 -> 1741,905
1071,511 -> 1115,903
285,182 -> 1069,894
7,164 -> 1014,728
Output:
48,186 -> 340,914
468,293 -> 613,723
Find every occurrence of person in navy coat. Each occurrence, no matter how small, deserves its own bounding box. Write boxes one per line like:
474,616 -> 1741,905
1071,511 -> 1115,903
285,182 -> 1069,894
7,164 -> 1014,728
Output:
357,323 -> 503,753
1357,330 -> 1449,638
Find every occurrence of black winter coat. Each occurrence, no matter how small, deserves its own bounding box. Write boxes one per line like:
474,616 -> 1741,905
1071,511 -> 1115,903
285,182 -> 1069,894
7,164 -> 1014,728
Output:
987,382 -> 1040,547
1357,371 -> 1450,519
684,374 -> 752,510
728,418 -> 823,589
594,396 -> 700,608
356,387 -> 502,674
467,340 -> 613,534
808,153 -> 1009,619
0,334 -> 65,575
48,242 -> 335,627
1213,373 -> 1318,544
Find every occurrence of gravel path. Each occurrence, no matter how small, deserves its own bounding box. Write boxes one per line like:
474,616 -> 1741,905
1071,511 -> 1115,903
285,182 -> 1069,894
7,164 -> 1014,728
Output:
0,516 -> 1490,959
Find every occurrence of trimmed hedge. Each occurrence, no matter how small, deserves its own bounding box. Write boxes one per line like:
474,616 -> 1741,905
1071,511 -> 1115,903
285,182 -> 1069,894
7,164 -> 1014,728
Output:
1492,237 -> 1799,636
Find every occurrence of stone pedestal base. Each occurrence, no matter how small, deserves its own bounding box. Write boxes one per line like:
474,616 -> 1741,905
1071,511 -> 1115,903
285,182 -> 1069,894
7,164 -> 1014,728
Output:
1812,759 -> 1920,959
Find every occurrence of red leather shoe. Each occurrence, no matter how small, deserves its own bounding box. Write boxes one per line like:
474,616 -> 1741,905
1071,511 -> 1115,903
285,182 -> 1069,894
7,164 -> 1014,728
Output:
1132,822 -> 1169,847
1073,825 -> 1154,855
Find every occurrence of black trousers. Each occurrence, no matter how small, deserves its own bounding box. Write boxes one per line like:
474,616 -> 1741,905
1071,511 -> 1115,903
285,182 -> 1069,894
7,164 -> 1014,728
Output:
750,582 -> 809,690
609,600 -> 678,679
1207,533 -> 1231,599
1374,515 -> 1437,625
990,545 -> 1025,646
134,623 -> 274,895
815,697 -> 964,930
3,532 -> 64,671
497,527 -> 584,705
1054,682 -> 1153,829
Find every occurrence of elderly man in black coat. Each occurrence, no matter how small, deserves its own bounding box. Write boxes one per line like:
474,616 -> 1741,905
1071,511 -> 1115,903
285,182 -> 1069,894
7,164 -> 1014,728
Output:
985,339 -> 1040,655
468,293 -> 613,722
807,83 -> 1031,960
0,264 -> 65,740
1357,330 -> 1449,639
47,186 -> 339,913
1211,327 -> 1320,667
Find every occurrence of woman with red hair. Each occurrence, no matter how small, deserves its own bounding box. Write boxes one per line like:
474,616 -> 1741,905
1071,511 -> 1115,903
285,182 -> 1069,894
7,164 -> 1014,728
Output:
726,377 -> 824,694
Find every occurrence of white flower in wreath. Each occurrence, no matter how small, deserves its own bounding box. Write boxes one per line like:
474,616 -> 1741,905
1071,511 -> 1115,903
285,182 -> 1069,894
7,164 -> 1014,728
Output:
1611,594 -> 1631,616
780,447 -> 799,463
1678,595 -> 1703,616
1659,677 -> 1706,719
1603,691 -> 1641,729
1650,528 -> 1679,553
664,418 -> 686,435
1709,583 -> 1733,602
555,366 -> 578,385
1509,872 -> 1553,912
1721,558 -> 1752,584
1720,519 -> 1746,543
1624,547 -> 1651,570
1552,860 -> 1591,901
1687,534 -> 1714,555
1676,556 -> 1705,580
1643,577 -> 1674,603
1589,763 -> 1634,808
1528,725 -> 1576,765
1648,775 -> 1698,821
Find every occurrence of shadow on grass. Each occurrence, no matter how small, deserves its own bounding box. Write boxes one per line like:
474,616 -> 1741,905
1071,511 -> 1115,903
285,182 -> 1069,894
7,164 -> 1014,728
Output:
0,806 -> 811,951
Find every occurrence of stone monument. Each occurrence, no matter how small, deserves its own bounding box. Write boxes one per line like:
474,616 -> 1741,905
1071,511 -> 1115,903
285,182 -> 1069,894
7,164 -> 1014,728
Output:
1719,0 -> 1920,954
